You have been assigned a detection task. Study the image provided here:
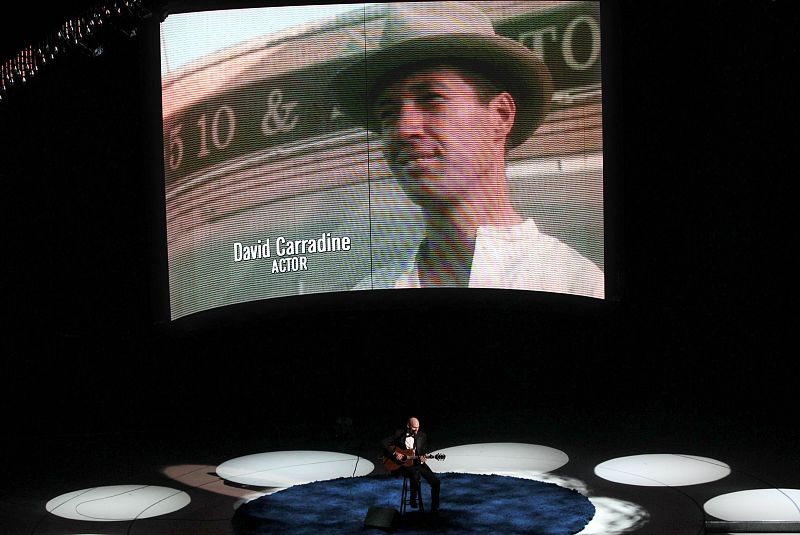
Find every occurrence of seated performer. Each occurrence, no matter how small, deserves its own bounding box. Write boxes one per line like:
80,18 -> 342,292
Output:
381,416 -> 440,515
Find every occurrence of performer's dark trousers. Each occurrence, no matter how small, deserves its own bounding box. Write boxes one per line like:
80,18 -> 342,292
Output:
400,463 -> 440,511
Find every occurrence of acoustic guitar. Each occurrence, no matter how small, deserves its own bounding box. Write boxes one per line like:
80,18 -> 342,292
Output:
383,446 -> 446,471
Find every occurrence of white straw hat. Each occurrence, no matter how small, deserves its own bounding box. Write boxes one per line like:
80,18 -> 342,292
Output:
330,1 -> 553,148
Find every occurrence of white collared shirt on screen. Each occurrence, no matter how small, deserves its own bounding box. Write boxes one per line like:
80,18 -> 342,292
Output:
358,219 -> 604,299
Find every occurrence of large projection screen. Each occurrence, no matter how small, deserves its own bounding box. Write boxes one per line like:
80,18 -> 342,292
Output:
161,1 -> 604,321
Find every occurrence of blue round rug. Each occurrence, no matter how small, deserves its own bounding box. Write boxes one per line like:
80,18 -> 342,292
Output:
233,472 -> 595,534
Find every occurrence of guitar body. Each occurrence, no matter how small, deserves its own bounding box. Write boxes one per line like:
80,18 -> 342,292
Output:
383,447 -> 446,472
384,448 -> 418,471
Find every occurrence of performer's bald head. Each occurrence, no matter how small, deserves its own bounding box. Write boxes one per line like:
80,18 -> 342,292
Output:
408,417 -> 420,434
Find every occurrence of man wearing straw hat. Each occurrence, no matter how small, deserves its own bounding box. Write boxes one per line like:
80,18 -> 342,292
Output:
332,1 -> 604,297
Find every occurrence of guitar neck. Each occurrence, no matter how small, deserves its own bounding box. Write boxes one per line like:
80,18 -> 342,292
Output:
390,447 -> 444,460
383,449 -> 445,471
392,447 -> 424,458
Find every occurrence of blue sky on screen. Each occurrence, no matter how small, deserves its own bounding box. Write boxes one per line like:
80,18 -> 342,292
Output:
160,3 -> 372,74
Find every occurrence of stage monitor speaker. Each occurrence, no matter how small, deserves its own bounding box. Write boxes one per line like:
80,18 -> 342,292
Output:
364,506 -> 400,529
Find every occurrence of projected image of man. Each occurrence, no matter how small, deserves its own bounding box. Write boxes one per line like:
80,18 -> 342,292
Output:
332,1 -> 604,297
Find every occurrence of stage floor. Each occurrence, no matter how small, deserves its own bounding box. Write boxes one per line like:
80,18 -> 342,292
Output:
3,402 -> 798,535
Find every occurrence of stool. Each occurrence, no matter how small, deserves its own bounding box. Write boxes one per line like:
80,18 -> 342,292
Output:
399,474 -> 424,515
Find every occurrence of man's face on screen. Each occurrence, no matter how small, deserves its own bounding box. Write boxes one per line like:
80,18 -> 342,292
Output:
375,65 -> 503,208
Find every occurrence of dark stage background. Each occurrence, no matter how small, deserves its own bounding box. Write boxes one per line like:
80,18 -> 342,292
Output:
1,0 -> 795,454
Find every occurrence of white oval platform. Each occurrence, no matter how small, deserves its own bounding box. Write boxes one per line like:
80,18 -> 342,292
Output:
594,453 -> 730,486
216,450 -> 374,487
45,485 -> 190,521
433,442 -> 569,475
704,488 -> 800,525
